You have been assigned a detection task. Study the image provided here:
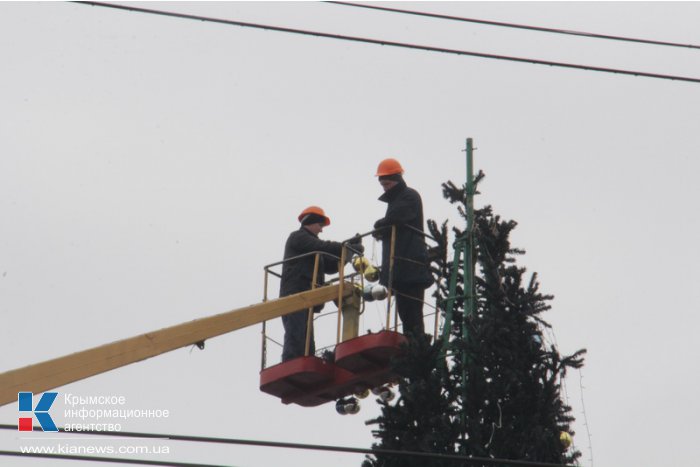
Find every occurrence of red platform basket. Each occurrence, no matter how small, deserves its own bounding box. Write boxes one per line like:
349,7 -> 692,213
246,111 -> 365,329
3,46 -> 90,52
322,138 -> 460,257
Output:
334,330 -> 408,373
260,331 -> 408,407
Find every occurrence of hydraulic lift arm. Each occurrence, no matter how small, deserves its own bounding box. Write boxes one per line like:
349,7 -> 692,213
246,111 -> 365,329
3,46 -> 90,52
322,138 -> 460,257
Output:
0,283 -> 353,407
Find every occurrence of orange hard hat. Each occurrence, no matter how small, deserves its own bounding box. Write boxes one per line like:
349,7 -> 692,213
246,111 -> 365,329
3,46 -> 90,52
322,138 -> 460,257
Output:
298,205 -> 331,226
375,158 -> 404,177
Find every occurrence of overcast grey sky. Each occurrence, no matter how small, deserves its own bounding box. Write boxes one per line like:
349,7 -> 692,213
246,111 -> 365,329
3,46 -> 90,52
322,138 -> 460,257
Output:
2,1 -> 700,466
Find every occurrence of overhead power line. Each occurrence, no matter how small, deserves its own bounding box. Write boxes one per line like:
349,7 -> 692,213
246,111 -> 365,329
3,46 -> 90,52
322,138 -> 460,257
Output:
74,1 -> 700,84
329,1 -> 700,50
0,424 -> 574,467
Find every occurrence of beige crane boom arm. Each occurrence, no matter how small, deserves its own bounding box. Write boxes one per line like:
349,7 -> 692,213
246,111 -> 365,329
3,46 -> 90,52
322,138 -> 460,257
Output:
0,283 -> 353,407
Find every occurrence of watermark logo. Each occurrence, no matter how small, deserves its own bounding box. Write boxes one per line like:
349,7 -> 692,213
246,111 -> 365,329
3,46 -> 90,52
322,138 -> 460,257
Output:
18,392 -> 58,432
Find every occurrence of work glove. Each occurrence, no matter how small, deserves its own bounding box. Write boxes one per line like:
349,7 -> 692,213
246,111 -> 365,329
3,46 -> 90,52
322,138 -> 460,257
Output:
372,220 -> 386,239
348,241 -> 364,255
348,233 -> 364,255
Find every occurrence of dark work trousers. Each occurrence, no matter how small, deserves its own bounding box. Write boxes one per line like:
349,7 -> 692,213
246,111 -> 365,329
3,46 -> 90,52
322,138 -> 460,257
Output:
393,284 -> 426,337
281,309 -> 315,361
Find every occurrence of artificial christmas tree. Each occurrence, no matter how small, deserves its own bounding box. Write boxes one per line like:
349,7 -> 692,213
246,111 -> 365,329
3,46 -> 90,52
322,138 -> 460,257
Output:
365,163 -> 585,466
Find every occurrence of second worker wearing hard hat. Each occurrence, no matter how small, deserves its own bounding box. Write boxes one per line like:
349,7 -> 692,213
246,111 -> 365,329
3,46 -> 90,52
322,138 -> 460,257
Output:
280,206 -> 363,361
373,158 -> 433,337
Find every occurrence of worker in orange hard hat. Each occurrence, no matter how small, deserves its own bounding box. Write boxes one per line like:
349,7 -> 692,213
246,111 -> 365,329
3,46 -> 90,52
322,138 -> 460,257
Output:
279,206 -> 363,361
373,158 -> 433,337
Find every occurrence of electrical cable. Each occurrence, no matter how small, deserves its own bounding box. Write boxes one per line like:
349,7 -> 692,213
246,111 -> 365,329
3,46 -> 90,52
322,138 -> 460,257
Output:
264,334 -> 283,348
328,1 -> 700,50
540,325 -> 580,458
73,2 -> 700,84
540,324 -> 594,466
0,424 -> 577,467
578,368 -> 595,467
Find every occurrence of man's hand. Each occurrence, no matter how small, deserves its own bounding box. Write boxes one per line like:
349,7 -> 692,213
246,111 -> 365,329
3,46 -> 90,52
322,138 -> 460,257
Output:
348,241 -> 364,255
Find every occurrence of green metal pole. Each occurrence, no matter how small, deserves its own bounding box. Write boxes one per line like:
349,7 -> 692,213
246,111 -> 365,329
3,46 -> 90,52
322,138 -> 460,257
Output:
441,138 -> 476,353
439,139 -> 476,452
465,137 -> 475,322
461,138 -> 476,450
